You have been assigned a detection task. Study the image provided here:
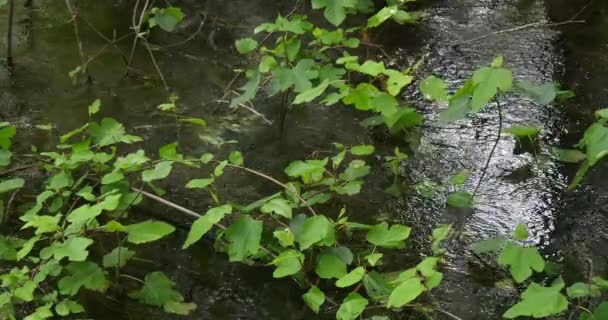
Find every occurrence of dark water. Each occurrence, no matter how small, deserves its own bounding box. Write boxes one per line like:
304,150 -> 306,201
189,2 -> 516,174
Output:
1,0 -> 607,319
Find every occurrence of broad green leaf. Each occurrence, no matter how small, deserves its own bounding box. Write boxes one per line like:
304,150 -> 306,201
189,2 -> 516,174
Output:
552,148 -> 586,163
228,151 -> 244,166
273,229 -> 295,247
102,246 -> 135,268
343,83 -> 381,111
578,123 -> 608,167
302,286 -> 325,314
384,69 -> 413,96
365,253 -> 383,266
150,7 -> 185,32
516,80 -> 557,105
271,249 -> 303,278
185,178 -> 214,189
58,261 -> 109,295
235,37 -> 258,54
114,150 -> 150,170
367,5 -> 398,28
336,266 -> 365,288
293,80 -> 330,104
447,191 -> 473,208
366,222 -> 410,248
42,237 -> 93,262
357,60 -> 386,76
89,118 -> 142,147
387,278 -> 425,308
498,242 -> 545,283
182,205 -> 232,249
339,160 -> 370,181
311,0 -> 358,26
504,126 -> 541,139
285,158 -> 328,185
417,257 -> 439,277
225,215 -> 263,262
270,59 -> 319,94
471,63 -> 513,111
351,145 -> 375,155
179,117 -> 207,126
0,178 -> 24,194
129,271 -> 192,313
126,220 -> 175,244
596,108 -> 608,119
0,125 -> 16,149
101,171 -> 124,185
326,246 -> 354,265
567,282 -> 590,298
450,170 -> 469,185
336,293 -> 368,320
230,69 -> 262,108
260,198 -> 292,219
14,281 -> 36,301
24,303 -> 53,320
55,299 -> 84,316
579,302 -> 608,320
299,215 -> 335,250
514,224 -> 529,241
141,161 -> 173,182
503,278 -> 568,318
470,236 -> 507,254
363,271 -> 391,301
0,149 -> 11,167
88,99 -> 101,115
420,75 -> 449,102
316,251 -> 347,279
432,225 -> 451,253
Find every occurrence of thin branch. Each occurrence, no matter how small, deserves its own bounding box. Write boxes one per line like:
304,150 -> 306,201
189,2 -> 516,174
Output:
435,307 -> 465,320
222,163 -> 318,216
126,0 -> 149,69
157,12 -> 208,48
144,40 -> 169,91
64,0 -> 87,68
473,98 -> 503,198
0,164 -> 37,176
6,0 -> 15,70
4,189 -> 19,223
453,19 -> 585,47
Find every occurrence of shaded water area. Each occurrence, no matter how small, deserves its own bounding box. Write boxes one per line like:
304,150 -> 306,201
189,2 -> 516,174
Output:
1,0 -> 608,319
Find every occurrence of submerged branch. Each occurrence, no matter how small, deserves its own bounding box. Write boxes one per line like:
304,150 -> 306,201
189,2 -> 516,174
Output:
473,98 -> 503,198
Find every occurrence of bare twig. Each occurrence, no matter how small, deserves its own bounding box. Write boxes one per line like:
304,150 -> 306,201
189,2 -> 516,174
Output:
435,307 -> 465,320
126,0 -> 149,69
64,0 -> 87,68
157,12 -> 208,48
223,163 -> 318,216
144,40 -> 169,91
453,20 -> 585,47
473,98 -> 503,198
6,0 -> 15,70
4,189 -> 19,223
0,164 -> 37,176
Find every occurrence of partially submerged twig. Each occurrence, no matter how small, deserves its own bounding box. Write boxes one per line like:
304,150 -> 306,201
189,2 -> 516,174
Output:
473,98 -> 503,198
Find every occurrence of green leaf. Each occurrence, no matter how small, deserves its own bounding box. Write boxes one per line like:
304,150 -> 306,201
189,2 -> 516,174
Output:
596,108 -> 608,119
384,69 -> 413,96
42,237 -> 93,262
151,7 -> 185,32
271,249 -> 303,278
214,160 -> 228,177
231,69 -> 261,108
260,198 -> 292,219
179,117 -> 207,126
447,191 -> 473,208
498,242 -> 545,283
365,253 -> 383,266
293,80 -> 331,104
24,303 -> 53,320
225,215 -> 263,262
235,37 -> 258,54
471,62 -> 513,111
567,282 -> 590,298
336,293 -> 368,320
302,286 -> 325,314
579,302 -> 608,320
339,160 -> 370,181
387,278 -> 425,308
273,229 -> 295,247
417,257 -> 439,277
271,59 -> 319,94
450,170 -> 469,185
351,145 -> 375,155
316,251 -> 347,279
311,0 -> 357,26
552,148 -> 586,163
89,118 -> 142,147
366,222 -> 411,248
299,215 -> 335,250
126,220 -> 175,244
336,266 -> 365,288
228,151 -> 244,166
0,149 -> 12,167
420,75 -> 449,102
514,224 -> 529,241
183,205 -> 232,249
0,125 -> 16,149
14,280 -> 36,301
88,99 -> 101,115
58,261 -> 109,295
55,299 -> 84,316
516,80 -> 557,105
101,171 -> 124,185
470,236 -> 507,254
141,161 -> 173,182
200,153 -> 214,164
326,246 -> 354,265
503,278 -> 568,318
129,271 -> 194,315
363,271 -> 391,301
357,60 -> 386,76
578,123 -> 608,167
102,246 -> 135,268
185,178 -> 214,189
504,126 -> 541,139
367,5 -> 398,28
0,178 -> 24,194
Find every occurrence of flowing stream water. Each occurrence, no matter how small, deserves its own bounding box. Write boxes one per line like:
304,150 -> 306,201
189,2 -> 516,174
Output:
1,0 -> 607,319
